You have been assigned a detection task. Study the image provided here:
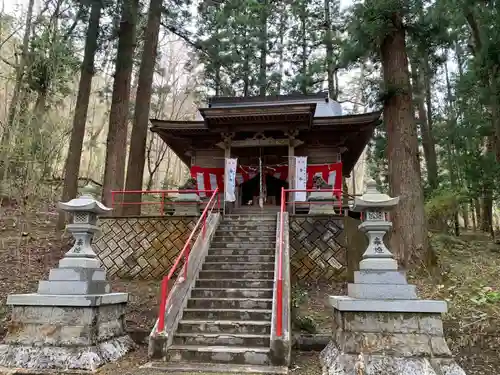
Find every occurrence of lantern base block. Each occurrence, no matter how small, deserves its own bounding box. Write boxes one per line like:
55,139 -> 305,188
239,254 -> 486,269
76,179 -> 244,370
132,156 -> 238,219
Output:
347,283 -> 418,300
329,296 -> 447,313
354,270 -> 408,284
359,257 -> 398,270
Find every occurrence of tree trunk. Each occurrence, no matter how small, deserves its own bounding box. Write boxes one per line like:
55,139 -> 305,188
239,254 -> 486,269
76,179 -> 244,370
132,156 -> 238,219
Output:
300,2 -> 307,95
258,0 -> 268,96
471,199 -> 477,232
324,0 -> 336,100
57,0 -> 102,229
380,11 -> 430,268
102,0 -> 138,208
275,7 -> 286,95
481,191 -> 494,236
0,0 -> 35,186
462,204 -> 469,230
411,64 -> 438,190
122,0 -> 162,215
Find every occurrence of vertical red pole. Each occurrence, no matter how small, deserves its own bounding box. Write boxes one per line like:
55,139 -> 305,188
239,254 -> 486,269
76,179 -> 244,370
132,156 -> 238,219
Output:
184,242 -> 190,279
202,211 -> 206,238
160,192 -> 165,216
276,278 -> 283,337
157,277 -> 168,332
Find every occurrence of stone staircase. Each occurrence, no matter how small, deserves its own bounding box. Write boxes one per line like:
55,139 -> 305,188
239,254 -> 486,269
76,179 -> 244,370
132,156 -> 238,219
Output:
151,213 -> 287,374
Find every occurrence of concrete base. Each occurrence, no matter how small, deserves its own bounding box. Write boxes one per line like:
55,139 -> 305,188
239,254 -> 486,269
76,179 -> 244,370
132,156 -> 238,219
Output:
0,296 -> 135,372
321,342 -> 466,375
320,309 -> 466,375
174,203 -> 200,216
0,336 -> 133,372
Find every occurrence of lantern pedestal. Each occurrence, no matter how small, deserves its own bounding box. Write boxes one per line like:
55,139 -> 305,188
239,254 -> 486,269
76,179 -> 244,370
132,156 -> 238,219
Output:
173,193 -> 201,216
307,192 -> 337,214
0,186 -> 134,372
320,180 -> 466,375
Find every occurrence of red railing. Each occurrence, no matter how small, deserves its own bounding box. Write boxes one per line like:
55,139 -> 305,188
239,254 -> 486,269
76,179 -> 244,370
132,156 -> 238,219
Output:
275,188 -> 354,337
156,188 -> 220,333
110,189 -> 217,215
276,188 -> 286,337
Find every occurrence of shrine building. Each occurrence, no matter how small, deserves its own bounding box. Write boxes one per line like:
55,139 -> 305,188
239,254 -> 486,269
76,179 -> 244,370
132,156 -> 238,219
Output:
149,92 -> 381,212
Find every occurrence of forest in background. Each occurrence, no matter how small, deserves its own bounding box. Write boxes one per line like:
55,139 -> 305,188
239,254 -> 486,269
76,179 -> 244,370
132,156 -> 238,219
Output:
0,0 -> 500,267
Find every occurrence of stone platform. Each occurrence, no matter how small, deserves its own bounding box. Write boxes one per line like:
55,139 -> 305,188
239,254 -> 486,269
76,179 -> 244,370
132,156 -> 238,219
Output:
0,294 -> 134,372
320,180 -> 466,375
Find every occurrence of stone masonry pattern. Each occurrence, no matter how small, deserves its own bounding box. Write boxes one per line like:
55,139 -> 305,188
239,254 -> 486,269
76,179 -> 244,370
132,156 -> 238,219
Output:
94,217 -> 197,279
289,216 -> 346,282
94,216 -> 346,282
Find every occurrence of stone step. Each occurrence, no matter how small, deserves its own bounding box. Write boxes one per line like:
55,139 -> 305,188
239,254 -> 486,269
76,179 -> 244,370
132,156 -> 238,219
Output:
222,215 -> 276,221
144,361 -> 288,374
196,279 -> 274,289
212,235 -> 275,242
177,319 -> 272,335
218,225 -> 276,231
220,222 -> 276,227
198,270 -> 275,280
173,332 -> 270,347
205,255 -> 275,263
166,345 -> 271,366
191,288 -> 273,299
202,262 -> 275,271
210,242 -> 275,249
214,232 -> 276,239
216,229 -> 276,234
209,248 -> 275,256
182,308 -> 273,321
187,298 -> 273,310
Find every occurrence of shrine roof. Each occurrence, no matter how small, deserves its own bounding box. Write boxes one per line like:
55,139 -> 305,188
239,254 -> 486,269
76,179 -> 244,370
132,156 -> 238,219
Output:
149,93 -> 381,171
150,110 -> 381,133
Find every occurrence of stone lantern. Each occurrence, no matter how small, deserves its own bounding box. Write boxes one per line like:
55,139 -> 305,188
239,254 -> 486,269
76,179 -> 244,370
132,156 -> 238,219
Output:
0,185 -> 134,371
320,179 -> 466,375
352,179 -> 399,272
348,179 -> 417,299
50,184 -> 111,275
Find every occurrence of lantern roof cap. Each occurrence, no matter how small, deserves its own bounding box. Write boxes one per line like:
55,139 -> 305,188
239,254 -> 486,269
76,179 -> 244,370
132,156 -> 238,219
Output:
352,179 -> 399,212
58,184 -> 112,214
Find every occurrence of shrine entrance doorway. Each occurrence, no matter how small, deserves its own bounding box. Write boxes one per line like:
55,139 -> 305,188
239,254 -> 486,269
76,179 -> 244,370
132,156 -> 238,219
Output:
240,173 -> 288,207
234,145 -> 289,209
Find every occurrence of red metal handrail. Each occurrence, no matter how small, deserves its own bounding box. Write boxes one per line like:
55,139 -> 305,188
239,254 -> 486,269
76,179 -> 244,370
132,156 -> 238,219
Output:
110,189 -> 217,216
276,187 -> 286,337
156,188 -> 220,333
275,188 -> 356,337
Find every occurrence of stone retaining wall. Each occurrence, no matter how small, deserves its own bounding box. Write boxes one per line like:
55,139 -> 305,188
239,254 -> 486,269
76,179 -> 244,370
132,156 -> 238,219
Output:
94,216 -> 197,279
289,216 -> 347,282
95,215 -> 358,281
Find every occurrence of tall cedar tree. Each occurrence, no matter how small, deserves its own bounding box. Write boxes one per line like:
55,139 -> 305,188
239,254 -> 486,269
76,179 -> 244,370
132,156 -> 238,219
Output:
57,0 -> 102,229
123,0 -> 162,215
102,0 -> 139,208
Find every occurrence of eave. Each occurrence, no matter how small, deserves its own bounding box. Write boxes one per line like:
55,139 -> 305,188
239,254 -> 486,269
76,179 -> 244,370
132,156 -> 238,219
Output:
198,103 -> 317,131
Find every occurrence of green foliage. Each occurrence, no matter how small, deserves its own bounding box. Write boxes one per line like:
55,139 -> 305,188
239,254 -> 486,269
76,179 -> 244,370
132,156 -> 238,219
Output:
291,286 -> 317,334
294,315 -> 317,334
425,188 -> 468,232
470,287 -> 500,306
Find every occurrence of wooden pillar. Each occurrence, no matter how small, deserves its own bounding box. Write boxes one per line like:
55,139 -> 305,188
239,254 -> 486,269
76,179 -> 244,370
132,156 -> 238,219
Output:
286,130 -> 299,214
